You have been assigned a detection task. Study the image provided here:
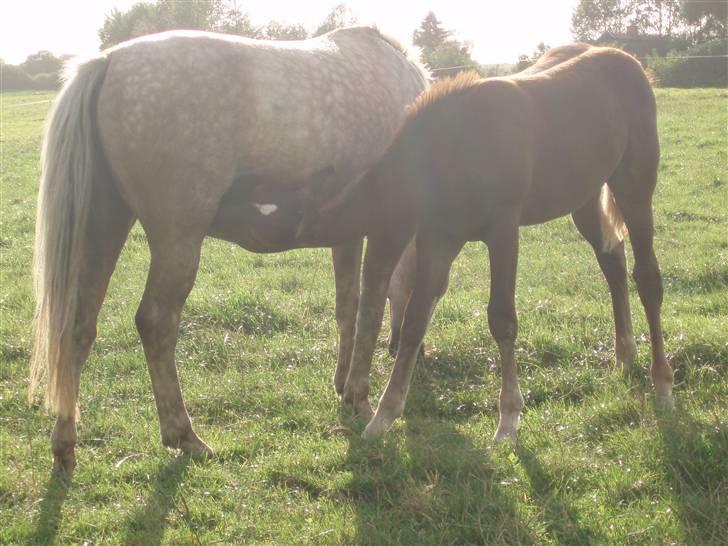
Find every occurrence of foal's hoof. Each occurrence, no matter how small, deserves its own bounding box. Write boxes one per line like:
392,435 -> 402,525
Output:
164,429 -> 214,460
181,437 -> 214,460
654,393 -> 674,413
492,427 -> 518,447
346,398 -> 374,421
362,414 -> 392,440
342,390 -> 374,420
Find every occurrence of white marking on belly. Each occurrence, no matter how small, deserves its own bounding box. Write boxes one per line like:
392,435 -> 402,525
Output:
254,203 -> 278,215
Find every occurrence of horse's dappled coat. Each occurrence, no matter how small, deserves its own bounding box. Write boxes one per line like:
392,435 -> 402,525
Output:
31,27 -> 427,470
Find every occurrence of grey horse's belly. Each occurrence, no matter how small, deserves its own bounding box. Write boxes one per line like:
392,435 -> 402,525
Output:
207,176 -> 306,252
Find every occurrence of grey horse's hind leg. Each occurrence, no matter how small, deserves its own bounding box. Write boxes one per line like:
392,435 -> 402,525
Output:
51,183 -> 133,472
332,240 -> 363,396
135,232 -> 212,458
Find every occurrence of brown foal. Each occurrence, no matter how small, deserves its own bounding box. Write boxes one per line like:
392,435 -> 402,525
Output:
298,44 -> 673,441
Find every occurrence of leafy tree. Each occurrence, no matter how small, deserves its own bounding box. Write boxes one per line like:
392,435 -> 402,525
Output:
413,11 -> 451,50
627,0 -> 683,36
313,3 -> 357,37
99,3 -> 161,49
20,50 -> 63,76
412,11 -> 478,74
98,1 -> 361,48
98,0 -> 257,49
263,21 -> 309,41
682,0 -> 727,41
572,0 -> 726,43
516,42 -> 550,71
572,0 -> 629,40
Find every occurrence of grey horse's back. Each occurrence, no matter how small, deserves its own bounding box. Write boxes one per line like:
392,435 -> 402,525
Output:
99,27 -> 426,187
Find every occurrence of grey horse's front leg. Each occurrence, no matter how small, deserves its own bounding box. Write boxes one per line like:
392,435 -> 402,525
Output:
343,234 -> 410,418
331,240 -> 363,396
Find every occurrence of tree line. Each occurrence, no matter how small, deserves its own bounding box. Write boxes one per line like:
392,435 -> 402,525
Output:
568,0 -> 726,86
2,0 -> 725,91
571,0 -> 725,42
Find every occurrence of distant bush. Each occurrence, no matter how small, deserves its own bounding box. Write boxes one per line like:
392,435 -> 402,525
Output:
1,64 -> 36,91
1,64 -> 61,91
648,40 -> 727,87
30,72 -> 61,90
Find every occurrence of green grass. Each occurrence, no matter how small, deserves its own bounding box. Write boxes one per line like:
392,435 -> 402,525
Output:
1,88 -> 726,544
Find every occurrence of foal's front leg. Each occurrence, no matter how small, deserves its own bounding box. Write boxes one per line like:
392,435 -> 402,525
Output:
386,238 -> 417,357
364,234 -> 463,438
487,221 -> 524,444
343,234 -> 409,418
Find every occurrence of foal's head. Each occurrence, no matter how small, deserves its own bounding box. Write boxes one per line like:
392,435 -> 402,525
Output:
295,165 -> 375,246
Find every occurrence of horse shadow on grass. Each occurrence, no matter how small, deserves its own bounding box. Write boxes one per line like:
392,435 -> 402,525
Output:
516,447 -> 604,544
121,457 -> 190,546
32,470 -> 71,544
339,353 -> 536,545
655,402 -> 728,544
341,349 -> 606,545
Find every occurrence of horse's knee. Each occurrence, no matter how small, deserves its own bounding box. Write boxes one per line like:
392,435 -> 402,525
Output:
135,306 -> 154,343
336,294 -> 358,329
135,302 -> 171,349
488,302 -> 517,343
632,260 -> 663,308
72,319 -> 97,356
599,245 -> 628,279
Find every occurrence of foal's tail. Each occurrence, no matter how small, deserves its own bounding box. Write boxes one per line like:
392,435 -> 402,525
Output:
30,56 -> 110,419
599,184 -> 627,253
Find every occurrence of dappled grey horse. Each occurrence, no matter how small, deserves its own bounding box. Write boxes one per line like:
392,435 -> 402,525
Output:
31,27 -> 427,470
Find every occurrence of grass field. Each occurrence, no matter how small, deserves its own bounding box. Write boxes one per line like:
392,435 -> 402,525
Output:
1,88 -> 726,545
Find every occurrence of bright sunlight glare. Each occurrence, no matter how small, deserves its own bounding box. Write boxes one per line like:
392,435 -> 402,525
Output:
0,1 -> 578,65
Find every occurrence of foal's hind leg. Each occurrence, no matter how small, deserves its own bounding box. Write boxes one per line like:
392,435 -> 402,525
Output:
488,218 -> 524,444
51,185 -> 133,471
332,240 -> 362,395
572,195 -> 637,376
610,160 -> 673,401
611,191 -> 673,401
135,232 -> 212,457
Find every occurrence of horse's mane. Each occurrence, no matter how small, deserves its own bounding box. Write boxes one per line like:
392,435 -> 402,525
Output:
517,43 -> 592,76
370,27 -> 431,85
410,71 -> 481,114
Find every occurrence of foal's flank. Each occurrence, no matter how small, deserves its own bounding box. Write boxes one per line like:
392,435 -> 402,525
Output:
298,44 -> 673,440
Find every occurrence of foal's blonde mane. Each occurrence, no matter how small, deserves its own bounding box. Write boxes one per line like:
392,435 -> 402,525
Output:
410,71 -> 481,114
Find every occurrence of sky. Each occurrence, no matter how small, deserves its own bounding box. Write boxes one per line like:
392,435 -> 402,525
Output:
0,0 -> 579,66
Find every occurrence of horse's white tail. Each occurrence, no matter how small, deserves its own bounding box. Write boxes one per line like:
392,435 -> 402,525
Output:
29,56 -> 109,419
599,184 -> 628,253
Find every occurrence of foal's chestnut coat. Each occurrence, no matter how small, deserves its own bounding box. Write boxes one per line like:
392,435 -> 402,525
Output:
299,45 -> 673,439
